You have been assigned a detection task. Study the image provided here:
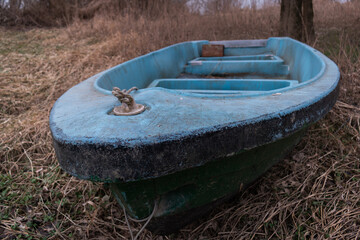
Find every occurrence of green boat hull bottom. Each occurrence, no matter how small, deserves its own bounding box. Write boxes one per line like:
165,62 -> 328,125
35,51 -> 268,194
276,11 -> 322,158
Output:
49,38 -> 340,234
110,128 -> 307,234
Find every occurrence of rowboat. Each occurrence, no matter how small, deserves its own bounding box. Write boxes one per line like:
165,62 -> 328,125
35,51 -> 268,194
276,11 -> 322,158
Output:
49,37 -> 339,234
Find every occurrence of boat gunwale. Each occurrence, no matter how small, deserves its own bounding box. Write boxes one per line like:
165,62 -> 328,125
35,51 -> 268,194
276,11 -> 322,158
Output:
50,40 -> 339,148
51,82 -> 339,182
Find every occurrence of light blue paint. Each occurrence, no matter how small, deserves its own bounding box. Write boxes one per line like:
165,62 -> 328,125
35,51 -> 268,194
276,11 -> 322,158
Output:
147,78 -> 298,95
94,41 -> 207,95
93,38 -> 325,98
184,59 -> 289,76
191,54 -> 276,61
50,37 -> 340,150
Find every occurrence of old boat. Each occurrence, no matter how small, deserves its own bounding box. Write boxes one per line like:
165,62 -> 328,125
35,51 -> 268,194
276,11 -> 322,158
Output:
49,37 -> 339,234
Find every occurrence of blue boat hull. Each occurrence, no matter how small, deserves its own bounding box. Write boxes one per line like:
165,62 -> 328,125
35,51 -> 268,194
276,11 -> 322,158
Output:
50,37 -> 340,232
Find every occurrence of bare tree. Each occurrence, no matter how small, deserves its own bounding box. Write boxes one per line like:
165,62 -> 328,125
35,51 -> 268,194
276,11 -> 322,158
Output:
279,0 -> 315,42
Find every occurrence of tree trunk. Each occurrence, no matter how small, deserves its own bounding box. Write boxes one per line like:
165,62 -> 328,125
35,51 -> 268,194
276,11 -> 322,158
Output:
279,0 -> 315,43
302,0 -> 315,42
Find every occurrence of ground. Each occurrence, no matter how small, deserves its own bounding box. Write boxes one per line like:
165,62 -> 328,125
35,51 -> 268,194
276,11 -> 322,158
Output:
0,1 -> 359,239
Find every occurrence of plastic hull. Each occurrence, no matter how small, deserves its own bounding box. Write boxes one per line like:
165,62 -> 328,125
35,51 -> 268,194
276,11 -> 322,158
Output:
50,37 -> 340,233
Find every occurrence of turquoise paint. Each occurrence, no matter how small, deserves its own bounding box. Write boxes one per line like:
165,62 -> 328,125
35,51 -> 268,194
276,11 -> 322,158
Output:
184,56 -> 289,76
92,38 -> 326,98
148,78 -> 298,93
50,38 -> 340,180
94,41 -> 207,94
192,54 -> 276,61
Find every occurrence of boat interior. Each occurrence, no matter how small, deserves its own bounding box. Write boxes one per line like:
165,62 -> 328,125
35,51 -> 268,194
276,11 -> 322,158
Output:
94,38 -> 324,97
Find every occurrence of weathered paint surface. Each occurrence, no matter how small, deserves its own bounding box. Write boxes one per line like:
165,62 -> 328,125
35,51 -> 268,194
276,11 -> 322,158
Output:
50,37 -> 340,233
50,37 -> 340,183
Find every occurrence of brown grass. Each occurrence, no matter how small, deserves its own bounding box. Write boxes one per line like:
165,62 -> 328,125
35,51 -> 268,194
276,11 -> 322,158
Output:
1,0 -> 359,239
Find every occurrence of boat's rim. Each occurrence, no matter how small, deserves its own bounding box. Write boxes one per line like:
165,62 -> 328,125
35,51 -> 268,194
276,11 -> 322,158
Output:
50,38 -> 340,147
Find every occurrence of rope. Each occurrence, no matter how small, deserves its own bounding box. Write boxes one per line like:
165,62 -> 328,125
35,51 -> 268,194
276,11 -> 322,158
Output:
121,201 -> 158,240
112,87 -> 138,105
112,86 -> 145,116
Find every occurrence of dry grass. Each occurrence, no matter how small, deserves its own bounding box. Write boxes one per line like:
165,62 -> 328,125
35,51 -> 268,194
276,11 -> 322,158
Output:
1,0 -> 359,239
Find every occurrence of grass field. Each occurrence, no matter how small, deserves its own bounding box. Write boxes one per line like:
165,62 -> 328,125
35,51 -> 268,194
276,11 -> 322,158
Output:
1,1 -> 359,239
